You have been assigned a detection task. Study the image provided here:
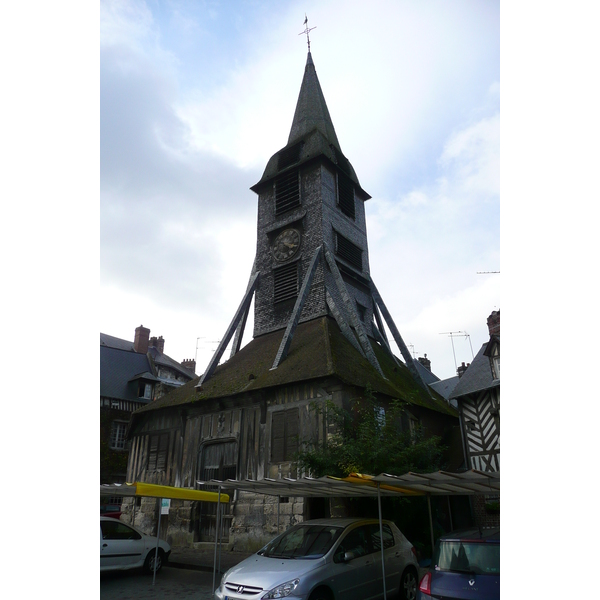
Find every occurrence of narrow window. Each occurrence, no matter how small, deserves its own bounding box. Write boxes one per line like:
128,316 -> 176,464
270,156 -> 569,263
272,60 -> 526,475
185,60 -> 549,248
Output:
271,408 -> 299,462
148,433 -> 169,471
337,172 -> 355,219
335,231 -> 363,271
273,262 -> 299,304
275,170 -> 300,215
109,421 -> 128,450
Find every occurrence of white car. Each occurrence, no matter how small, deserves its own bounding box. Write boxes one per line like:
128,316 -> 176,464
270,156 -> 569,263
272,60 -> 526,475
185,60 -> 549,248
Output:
100,516 -> 171,574
215,518 -> 419,600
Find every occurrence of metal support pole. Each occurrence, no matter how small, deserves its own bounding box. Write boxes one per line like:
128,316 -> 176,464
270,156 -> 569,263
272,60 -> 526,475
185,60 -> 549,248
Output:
447,495 -> 454,531
427,494 -> 435,558
212,487 -> 222,594
277,496 -> 280,534
377,483 -> 387,600
152,498 -> 162,586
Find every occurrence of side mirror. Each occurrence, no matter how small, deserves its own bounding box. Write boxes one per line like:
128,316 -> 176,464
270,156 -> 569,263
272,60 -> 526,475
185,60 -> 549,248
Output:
343,551 -> 355,562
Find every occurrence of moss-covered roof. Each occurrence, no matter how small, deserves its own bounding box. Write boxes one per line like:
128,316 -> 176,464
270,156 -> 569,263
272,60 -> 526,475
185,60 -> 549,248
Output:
133,317 -> 456,417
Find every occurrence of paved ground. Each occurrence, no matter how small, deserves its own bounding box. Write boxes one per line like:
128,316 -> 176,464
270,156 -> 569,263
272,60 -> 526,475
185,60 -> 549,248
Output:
101,567 -> 216,600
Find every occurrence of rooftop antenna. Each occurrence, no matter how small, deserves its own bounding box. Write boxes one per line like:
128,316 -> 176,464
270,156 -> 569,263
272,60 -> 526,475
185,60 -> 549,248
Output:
408,343 -> 418,359
299,14 -> 316,52
439,331 -> 474,371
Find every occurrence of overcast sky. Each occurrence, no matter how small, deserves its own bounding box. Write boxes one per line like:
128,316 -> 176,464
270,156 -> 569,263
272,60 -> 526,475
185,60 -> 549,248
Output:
100,0 -> 500,380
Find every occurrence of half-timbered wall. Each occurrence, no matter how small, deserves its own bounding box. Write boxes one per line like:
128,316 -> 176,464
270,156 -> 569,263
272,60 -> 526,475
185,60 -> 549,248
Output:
459,387 -> 500,472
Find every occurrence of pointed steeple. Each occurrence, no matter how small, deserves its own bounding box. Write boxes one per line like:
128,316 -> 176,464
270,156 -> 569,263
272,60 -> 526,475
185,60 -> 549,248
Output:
251,52 -> 369,198
288,52 -> 341,151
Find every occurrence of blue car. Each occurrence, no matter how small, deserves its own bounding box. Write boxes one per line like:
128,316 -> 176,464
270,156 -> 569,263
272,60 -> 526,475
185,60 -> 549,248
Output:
418,528 -> 499,600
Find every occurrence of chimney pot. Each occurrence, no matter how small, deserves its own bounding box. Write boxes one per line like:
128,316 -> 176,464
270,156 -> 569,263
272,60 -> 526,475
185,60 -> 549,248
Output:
487,310 -> 500,337
417,354 -> 431,372
134,325 -> 150,354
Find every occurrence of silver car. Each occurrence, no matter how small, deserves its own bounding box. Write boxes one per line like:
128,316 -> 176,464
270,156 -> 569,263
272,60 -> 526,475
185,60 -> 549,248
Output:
214,518 -> 419,600
100,516 -> 171,574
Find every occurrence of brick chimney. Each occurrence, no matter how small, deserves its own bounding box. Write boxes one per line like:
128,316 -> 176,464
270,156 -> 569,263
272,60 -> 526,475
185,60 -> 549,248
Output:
457,362 -> 470,378
418,354 -> 431,372
134,325 -> 150,353
181,359 -> 196,374
149,335 -> 165,354
487,310 -> 500,336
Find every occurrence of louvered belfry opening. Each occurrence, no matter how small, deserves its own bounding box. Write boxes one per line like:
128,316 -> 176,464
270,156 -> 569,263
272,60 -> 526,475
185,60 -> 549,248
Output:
337,172 -> 355,219
277,141 -> 303,171
273,261 -> 299,303
275,169 -> 300,215
335,231 -> 363,271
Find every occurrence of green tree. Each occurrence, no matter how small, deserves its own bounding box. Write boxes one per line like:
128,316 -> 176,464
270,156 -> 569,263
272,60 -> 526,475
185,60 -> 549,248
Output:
296,386 -> 445,478
295,386 -> 450,558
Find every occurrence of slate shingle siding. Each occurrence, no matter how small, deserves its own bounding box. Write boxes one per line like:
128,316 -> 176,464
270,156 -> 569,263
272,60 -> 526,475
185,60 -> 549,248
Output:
253,163 -> 373,338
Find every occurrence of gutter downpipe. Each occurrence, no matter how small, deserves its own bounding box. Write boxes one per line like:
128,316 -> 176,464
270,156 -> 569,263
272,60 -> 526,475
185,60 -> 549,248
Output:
152,497 -> 162,586
213,486 -> 222,594
377,483 -> 387,600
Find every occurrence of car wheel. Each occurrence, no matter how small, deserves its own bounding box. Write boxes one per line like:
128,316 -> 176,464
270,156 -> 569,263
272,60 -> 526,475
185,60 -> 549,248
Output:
308,587 -> 333,600
400,566 -> 418,600
143,548 -> 164,574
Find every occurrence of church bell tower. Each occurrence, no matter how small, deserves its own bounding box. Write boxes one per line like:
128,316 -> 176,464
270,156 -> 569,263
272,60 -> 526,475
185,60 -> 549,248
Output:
199,51 -> 428,390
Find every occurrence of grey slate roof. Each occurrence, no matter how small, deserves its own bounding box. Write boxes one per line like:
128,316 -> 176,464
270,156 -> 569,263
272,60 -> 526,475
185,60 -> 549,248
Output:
449,343 -> 499,400
413,359 -> 441,386
100,332 -> 135,352
100,346 -> 156,402
132,317 -> 457,419
430,376 -> 461,401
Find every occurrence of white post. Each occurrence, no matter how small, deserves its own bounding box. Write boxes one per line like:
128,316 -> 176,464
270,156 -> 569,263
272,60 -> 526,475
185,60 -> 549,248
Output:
212,487 -> 222,594
152,498 -> 162,586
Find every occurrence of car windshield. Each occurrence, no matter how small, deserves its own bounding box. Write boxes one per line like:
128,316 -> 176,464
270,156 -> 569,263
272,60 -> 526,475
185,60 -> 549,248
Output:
434,540 -> 500,575
259,525 -> 343,559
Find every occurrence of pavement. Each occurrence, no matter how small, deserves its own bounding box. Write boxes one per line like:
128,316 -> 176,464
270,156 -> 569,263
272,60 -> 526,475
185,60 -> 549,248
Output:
168,546 -> 254,575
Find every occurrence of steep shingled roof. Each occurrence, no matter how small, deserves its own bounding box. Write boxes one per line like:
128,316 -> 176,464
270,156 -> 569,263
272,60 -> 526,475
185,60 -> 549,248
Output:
251,53 -> 369,199
132,317 -> 456,417
449,343 -> 499,399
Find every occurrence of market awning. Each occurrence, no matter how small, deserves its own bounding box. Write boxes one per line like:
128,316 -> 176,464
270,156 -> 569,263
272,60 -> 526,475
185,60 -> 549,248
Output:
196,469 -> 499,498
100,482 -> 230,503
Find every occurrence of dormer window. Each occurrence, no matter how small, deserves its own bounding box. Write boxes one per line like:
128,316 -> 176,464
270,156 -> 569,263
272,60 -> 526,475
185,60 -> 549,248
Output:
491,345 -> 500,380
138,382 -> 152,399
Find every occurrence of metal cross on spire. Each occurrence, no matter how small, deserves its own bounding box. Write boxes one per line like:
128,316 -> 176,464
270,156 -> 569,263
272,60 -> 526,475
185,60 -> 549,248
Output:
299,14 -> 316,52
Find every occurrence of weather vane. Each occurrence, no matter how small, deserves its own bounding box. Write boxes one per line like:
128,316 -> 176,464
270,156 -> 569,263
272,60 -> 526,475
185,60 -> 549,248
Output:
299,14 -> 316,52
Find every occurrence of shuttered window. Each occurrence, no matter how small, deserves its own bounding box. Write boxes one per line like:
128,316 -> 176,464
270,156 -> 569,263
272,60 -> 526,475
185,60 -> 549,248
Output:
147,433 -> 169,472
335,231 -> 363,271
200,441 -> 237,485
273,262 -> 299,304
275,170 -> 300,215
337,172 -> 355,219
271,408 -> 299,462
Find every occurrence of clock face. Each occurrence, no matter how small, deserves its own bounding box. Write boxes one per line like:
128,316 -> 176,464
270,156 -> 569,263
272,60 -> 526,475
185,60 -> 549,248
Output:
272,228 -> 301,262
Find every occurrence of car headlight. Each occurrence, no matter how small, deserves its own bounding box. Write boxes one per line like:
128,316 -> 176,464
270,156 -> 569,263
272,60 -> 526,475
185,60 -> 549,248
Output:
261,578 -> 300,599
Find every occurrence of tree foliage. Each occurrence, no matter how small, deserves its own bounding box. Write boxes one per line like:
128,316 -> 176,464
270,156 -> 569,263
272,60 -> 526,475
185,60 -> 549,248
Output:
296,386 -> 445,478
